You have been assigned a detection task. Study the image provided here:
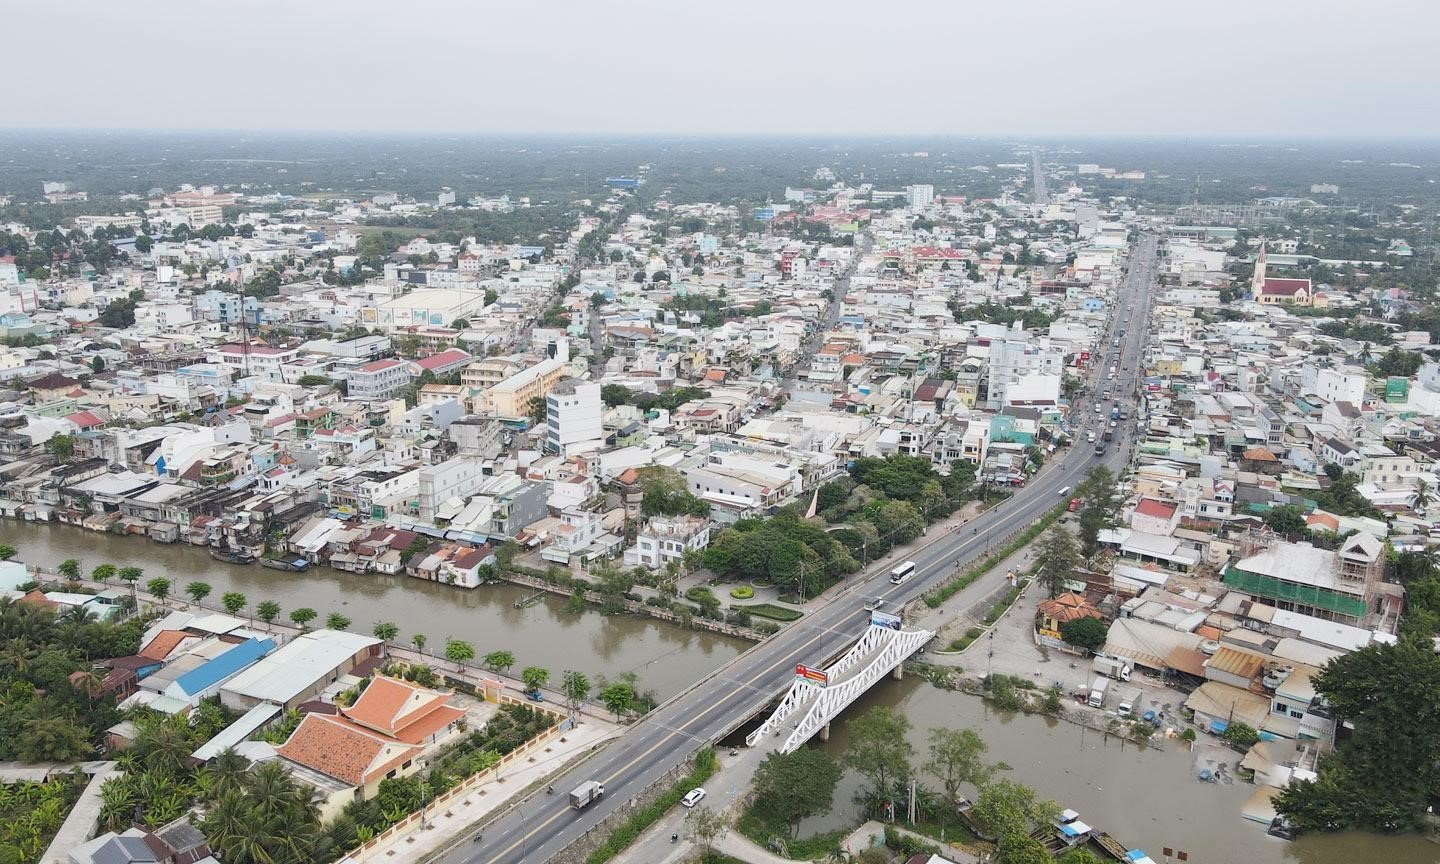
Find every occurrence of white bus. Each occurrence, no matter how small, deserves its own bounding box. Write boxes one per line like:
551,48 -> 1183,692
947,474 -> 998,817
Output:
889,561 -> 917,584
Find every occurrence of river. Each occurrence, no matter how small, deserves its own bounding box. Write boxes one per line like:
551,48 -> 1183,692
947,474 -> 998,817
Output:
807,677 -> 1440,864
0,520 -> 747,700
10,520 -> 1440,863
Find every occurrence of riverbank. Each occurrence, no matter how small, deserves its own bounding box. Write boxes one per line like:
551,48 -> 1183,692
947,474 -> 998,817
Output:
0,519 -> 747,701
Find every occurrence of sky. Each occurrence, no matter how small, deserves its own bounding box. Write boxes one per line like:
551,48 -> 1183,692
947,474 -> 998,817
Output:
7,0 -> 1437,138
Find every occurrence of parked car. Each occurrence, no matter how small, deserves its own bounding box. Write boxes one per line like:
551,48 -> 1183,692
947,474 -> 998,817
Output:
682,788 -> 707,808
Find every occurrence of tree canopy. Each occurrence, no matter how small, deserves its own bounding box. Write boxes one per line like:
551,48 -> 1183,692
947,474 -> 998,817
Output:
751,748 -> 842,837
1275,638 -> 1440,833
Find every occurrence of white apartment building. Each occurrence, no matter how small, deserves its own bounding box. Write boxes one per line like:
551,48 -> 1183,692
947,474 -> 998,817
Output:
206,343 -> 303,382
545,381 -> 603,457
907,184 -> 935,208
417,457 -> 486,520
626,515 -> 711,570
346,359 -> 416,401
985,339 -> 1065,409
1299,367 -> 1366,406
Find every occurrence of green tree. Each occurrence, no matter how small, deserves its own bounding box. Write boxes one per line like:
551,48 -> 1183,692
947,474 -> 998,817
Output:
325,612 -> 351,631
184,580 -> 212,608
58,558 -> 81,581
520,665 -> 549,692
372,621 -> 399,642
926,728 -> 997,813
117,565 -> 143,591
1034,527 -> 1080,597
92,563 -> 116,584
255,600 -> 281,625
683,804 -> 729,852
599,681 -> 634,718
1059,616 -> 1108,653
560,670 -> 591,717
412,633 -> 427,654
134,234 -> 153,253
1275,638 -> 1440,833
289,607 -> 317,629
146,577 -> 171,603
1075,466 -> 1121,557
752,748 -> 842,837
483,649 -> 515,675
221,592 -> 247,617
971,779 -> 1059,839
842,706 -> 914,808
18,714 -> 92,762
444,638 -> 475,670
0,545 -> 14,561
1263,504 -> 1309,537
44,434 -> 76,463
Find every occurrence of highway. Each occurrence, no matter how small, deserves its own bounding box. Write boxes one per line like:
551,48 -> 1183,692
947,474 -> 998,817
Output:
442,235 -> 1159,864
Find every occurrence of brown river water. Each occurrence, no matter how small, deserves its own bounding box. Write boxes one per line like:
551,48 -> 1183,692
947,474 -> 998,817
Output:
7,520 -> 1437,863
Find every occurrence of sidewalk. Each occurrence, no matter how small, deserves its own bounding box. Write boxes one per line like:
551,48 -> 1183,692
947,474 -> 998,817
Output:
609,746 -> 768,864
351,720 -> 616,864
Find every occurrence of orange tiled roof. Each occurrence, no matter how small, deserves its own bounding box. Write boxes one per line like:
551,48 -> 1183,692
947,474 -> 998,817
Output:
1036,592 -> 1099,624
139,630 -> 190,661
341,675 -> 464,743
275,713 -> 422,787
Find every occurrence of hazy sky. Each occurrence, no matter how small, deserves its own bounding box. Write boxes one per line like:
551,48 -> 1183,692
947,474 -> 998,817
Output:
7,0 -> 1436,137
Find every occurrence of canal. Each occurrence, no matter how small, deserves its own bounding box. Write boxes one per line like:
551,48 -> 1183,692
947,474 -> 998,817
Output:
811,677 -> 1440,864
0,520 -> 748,700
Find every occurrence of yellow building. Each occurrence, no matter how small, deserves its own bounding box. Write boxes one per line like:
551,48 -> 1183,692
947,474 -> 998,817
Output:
481,357 -> 567,420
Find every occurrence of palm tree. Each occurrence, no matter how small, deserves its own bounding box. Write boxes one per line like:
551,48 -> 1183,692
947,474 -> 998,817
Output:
72,669 -> 106,702
199,748 -> 250,802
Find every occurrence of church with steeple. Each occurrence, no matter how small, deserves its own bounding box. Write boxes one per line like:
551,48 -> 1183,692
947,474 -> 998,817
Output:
1251,241 -> 1312,306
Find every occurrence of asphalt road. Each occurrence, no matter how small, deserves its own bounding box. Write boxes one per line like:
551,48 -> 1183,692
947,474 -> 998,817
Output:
442,235 -> 1159,864
786,232 -> 870,387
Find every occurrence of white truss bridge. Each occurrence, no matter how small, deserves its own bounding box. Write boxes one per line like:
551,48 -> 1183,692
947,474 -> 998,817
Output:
746,623 -> 934,754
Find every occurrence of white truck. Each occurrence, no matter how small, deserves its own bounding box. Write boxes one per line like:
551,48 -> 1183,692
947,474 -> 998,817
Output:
1087,676 -> 1109,708
569,780 -> 605,810
1117,688 -> 1143,717
1091,655 -> 1133,682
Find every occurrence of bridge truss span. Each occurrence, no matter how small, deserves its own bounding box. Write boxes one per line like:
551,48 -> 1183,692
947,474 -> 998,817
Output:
745,623 -> 934,754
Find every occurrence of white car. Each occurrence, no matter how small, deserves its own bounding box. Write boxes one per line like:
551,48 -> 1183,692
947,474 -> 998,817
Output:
682,788 -> 707,808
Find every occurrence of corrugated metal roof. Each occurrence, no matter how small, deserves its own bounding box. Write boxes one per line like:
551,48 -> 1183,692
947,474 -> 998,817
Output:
172,637 -> 275,697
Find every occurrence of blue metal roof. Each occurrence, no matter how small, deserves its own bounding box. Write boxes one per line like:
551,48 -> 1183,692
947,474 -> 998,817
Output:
173,637 -> 275,697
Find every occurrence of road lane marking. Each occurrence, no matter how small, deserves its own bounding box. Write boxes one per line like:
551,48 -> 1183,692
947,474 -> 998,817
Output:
480,622 -> 837,863
477,249 -> 1159,864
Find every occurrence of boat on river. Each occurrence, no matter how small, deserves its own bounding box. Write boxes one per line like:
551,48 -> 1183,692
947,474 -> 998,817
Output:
209,546 -> 257,565
260,556 -> 310,572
